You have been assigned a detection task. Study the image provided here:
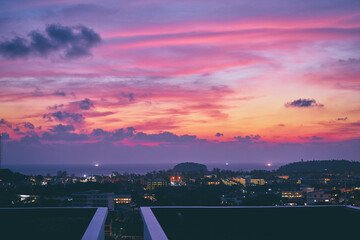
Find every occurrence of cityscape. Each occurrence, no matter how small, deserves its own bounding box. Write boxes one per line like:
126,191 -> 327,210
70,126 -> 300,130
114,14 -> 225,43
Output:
1,160 -> 360,239
1,0 -> 360,239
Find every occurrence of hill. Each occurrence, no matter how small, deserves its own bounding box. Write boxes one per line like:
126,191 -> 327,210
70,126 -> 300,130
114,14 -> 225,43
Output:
277,160 -> 360,174
0,169 -> 27,182
173,162 -> 208,174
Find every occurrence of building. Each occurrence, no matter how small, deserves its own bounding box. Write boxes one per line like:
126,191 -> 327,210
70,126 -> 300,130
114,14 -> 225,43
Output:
104,217 -> 112,239
220,195 -> 243,205
232,177 -> 266,186
141,206 -> 360,240
281,191 -> 305,205
200,179 -> 220,185
281,191 -> 304,198
72,190 -> 115,210
170,176 -> 185,186
277,175 -> 290,180
307,190 -> 332,205
249,178 -> 266,186
114,195 -> 132,204
300,185 -> 315,193
18,194 -> 40,204
143,193 -> 156,202
146,179 -> 168,190
0,207 -> 107,240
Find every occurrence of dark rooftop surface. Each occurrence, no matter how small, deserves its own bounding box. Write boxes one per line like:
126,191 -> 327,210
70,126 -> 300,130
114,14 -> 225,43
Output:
151,206 -> 360,240
0,208 -> 96,240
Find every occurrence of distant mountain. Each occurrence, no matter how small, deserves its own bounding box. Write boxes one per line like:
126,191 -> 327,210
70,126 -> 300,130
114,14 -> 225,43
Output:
277,160 -> 360,174
173,162 -> 208,174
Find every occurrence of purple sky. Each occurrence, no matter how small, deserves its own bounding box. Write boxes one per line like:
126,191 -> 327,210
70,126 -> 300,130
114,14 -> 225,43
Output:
0,0 -> 360,165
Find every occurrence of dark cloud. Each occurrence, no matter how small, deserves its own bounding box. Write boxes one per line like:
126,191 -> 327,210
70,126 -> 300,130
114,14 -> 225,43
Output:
338,58 -> 360,64
42,114 -> 53,122
0,118 -> 12,128
311,136 -> 324,140
79,98 -> 94,110
91,128 -> 111,137
13,127 -> 20,132
134,131 -> 199,143
215,132 -> 223,137
0,24 -> 101,59
42,131 -> 88,141
299,136 -> 324,141
89,127 -> 202,144
120,92 -> 135,102
50,124 -> 75,133
48,104 -> 64,110
20,134 -> 41,144
44,111 -> 84,123
234,134 -> 262,143
337,117 -> 348,121
346,121 -> 360,128
112,127 -> 136,141
0,37 -> 30,59
285,98 -> 324,108
53,91 -> 66,96
29,31 -> 56,56
90,127 -> 134,141
1,132 -> 10,140
24,122 -> 35,129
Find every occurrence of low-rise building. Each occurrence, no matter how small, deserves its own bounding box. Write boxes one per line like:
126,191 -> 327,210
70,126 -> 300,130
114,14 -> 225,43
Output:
220,195 -> 243,205
232,177 -> 266,186
146,179 -> 168,190
307,190 -> 332,205
281,191 -> 305,205
143,193 -> 156,202
18,194 -> 40,204
282,191 -> 304,199
72,190 -> 115,210
300,185 -> 315,193
114,194 -> 132,204
170,176 -> 185,186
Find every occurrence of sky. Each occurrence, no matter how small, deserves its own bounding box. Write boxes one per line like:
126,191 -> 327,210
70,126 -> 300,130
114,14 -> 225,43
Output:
0,0 -> 360,165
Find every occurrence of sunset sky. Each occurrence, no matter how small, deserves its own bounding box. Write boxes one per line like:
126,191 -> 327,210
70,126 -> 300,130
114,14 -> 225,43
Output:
0,0 -> 359,165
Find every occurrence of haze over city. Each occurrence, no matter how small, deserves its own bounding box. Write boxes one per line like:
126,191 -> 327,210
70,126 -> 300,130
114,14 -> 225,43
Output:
1,0 -> 360,165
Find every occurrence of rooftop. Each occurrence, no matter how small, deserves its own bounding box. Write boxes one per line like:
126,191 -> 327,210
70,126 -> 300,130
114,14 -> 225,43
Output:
142,206 -> 360,240
0,207 -> 107,240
